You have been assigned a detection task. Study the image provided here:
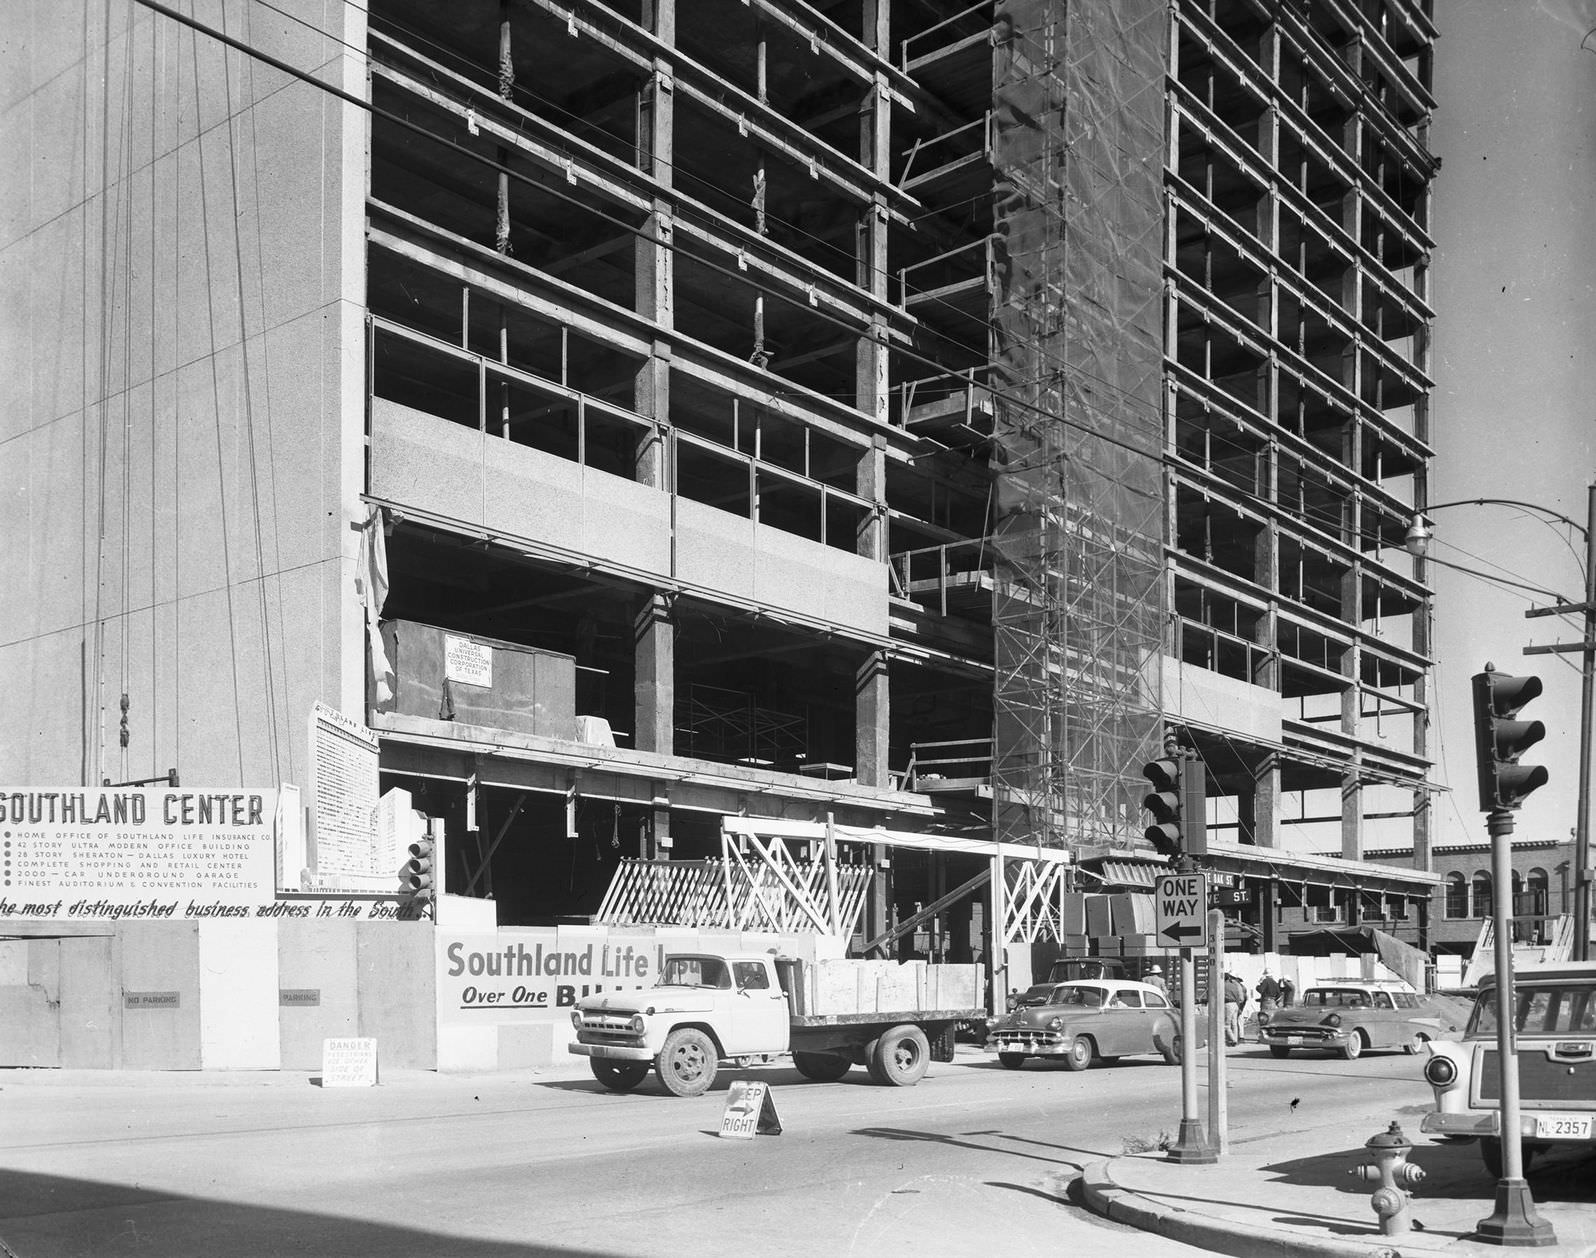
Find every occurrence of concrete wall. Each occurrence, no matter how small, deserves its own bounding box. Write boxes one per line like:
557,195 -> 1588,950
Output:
370,399 -> 888,637
0,0 -> 368,787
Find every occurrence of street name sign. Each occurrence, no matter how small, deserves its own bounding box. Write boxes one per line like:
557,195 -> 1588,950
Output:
1155,872 -> 1209,948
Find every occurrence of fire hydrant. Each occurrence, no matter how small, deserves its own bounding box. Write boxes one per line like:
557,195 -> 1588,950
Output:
1349,1121 -> 1426,1236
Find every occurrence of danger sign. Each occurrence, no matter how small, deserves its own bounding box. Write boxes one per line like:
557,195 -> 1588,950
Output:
1155,872 -> 1208,948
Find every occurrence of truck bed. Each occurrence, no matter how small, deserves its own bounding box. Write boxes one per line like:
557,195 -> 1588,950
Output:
789,1008 -> 985,1028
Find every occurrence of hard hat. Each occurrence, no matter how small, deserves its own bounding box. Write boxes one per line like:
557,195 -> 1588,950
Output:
1149,965 -> 1162,973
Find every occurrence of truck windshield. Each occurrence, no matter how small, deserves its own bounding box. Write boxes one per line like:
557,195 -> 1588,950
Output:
660,956 -> 731,989
1467,985 -> 1596,1037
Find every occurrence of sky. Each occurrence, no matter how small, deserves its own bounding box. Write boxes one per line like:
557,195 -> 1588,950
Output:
1428,1 -> 1596,850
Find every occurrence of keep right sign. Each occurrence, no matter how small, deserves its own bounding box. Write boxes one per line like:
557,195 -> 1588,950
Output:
1155,872 -> 1209,949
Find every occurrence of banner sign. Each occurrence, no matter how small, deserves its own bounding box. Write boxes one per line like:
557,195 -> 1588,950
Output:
0,788 -> 276,920
435,928 -> 816,1028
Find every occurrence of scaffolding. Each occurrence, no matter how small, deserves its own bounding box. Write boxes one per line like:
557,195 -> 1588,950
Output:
989,2 -> 1166,853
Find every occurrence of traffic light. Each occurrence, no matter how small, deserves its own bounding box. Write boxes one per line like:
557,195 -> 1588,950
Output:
1141,752 -> 1208,859
1472,665 -> 1549,812
401,835 -> 435,897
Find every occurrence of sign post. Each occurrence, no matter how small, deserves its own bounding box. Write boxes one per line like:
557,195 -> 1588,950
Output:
1159,870 -> 1214,1164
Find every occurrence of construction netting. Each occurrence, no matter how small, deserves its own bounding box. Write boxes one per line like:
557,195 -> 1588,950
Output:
989,1 -> 1167,851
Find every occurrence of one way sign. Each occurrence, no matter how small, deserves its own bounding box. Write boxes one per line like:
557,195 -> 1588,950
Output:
1155,872 -> 1209,948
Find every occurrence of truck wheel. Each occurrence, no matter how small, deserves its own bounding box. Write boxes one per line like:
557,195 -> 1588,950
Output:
1063,1037 -> 1094,1071
590,1059 -> 650,1092
871,1025 -> 930,1086
862,1037 -> 886,1084
793,1051 -> 851,1082
656,1028 -> 717,1097
998,1052 -> 1027,1070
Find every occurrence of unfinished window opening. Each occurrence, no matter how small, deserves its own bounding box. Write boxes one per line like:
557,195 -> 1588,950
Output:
373,329 -> 481,428
1173,579 -> 1267,684
892,660 -> 994,790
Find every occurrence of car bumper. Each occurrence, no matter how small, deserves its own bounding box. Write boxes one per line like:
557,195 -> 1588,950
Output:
1261,1029 -> 1348,1049
1421,1110 -> 1596,1142
568,1042 -> 653,1062
987,1034 -> 1068,1055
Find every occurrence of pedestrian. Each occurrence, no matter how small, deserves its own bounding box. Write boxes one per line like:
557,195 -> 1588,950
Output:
1223,971 -> 1245,1046
1256,969 -> 1281,1021
1145,964 -> 1167,995
1280,977 -> 1295,1008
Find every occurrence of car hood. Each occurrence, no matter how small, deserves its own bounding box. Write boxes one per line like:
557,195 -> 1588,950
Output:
576,985 -> 718,1016
992,1007 -> 1084,1031
1266,1008 -> 1338,1028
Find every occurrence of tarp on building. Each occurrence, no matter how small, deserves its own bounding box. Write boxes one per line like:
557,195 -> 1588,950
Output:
1287,925 -> 1428,992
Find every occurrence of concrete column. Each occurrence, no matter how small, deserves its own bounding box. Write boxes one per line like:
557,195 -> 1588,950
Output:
855,649 -> 890,788
635,1 -> 674,480
634,593 -> 675,755
1240,753 -> 1281,849
857,435 -> 887,561
1341,770 -> 1363,863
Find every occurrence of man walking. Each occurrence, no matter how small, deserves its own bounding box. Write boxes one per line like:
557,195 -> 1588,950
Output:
1145,964 -> 1167,994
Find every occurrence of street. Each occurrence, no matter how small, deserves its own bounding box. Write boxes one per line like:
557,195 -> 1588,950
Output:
0,1045 -> 1444,1258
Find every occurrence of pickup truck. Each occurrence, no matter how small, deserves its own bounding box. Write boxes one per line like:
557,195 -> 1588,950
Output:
1420,961 -> 1596,1176
569,950 -> 985,1096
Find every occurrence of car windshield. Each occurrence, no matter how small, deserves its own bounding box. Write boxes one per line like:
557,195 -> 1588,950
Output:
659,956 -> 731,989
1027,989 -> 1104,1008
1468,984 -> 1596,1036
1301,988 -> 1374,1008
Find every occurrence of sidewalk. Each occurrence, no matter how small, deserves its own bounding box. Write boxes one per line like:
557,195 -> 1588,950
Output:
1081,1102 -> 1596,1258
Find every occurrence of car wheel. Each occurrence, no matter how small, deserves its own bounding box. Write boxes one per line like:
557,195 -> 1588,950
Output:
1403,1033 -> 1430,1056
590,1059 -> 650,1092
1063,1036 -> 1094,1071
872,1024 -> 931,1086
998,1052 -> 1027,1070
1339,1030 -> 1366,1061
1269,1045 -> 1292,1059
792,1051 -> 851,1082
656,1028 -> 717,1097
1162,1036 -> 1181,1066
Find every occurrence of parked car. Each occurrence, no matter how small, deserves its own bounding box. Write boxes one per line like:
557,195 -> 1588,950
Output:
1420,961 -> 1596,1178
1260,981 -> 1457,1060
985,979 -> 1187,1070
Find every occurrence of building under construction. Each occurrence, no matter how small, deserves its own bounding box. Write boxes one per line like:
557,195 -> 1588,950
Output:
4,0 -> 1442,978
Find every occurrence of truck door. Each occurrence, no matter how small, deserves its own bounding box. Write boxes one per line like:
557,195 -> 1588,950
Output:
727,960 -> 790,1055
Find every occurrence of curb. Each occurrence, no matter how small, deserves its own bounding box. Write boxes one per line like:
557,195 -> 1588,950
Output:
1080,1158 -> 1415,1258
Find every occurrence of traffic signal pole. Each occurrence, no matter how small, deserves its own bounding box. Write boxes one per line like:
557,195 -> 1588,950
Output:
1474,807 -> 1555,1247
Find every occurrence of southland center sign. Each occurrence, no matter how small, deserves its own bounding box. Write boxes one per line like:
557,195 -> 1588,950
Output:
0,787 -> 278,920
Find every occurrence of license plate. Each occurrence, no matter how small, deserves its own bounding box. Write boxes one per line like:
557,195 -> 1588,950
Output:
1284,1036 -> 1302,1046
1534,1114 -> 1593,1140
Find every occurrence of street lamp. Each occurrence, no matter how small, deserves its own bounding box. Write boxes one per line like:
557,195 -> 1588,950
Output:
1404,490 -> 1596,961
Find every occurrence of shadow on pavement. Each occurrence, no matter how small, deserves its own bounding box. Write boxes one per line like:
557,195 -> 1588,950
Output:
850,1124 -> 1104,1169
1260,1136 -> 1596,1204
0,1168 -> 626,1258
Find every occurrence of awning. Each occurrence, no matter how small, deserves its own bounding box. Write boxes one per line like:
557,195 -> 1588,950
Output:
1079,860 -> 1161,889
1200,839 -> 1441,897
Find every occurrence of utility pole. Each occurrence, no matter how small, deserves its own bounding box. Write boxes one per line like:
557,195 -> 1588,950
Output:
1522,483 -> 1596,960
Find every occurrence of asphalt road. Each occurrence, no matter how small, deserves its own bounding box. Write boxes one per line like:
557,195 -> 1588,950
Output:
0,1044 -> 1437,1258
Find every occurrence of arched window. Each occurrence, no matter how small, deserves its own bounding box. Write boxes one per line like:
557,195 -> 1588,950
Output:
1444,872 -> 1468,919
1471,871 -> 1493,919
1526,867 -> 1550,918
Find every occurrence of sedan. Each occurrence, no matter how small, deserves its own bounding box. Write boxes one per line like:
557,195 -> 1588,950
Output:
986,979 -> 1184,1070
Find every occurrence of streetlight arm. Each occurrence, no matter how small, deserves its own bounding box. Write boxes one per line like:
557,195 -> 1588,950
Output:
1418,498 -> 1589,540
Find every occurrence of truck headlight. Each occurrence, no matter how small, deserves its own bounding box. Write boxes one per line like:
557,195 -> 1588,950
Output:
1424,1056 -> 1457,1087
571,1010 -> 583,1030
629,1014 -> 646,1035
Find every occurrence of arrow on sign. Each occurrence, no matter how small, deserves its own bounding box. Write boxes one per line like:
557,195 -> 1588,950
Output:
1160,921 -> 1203,943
